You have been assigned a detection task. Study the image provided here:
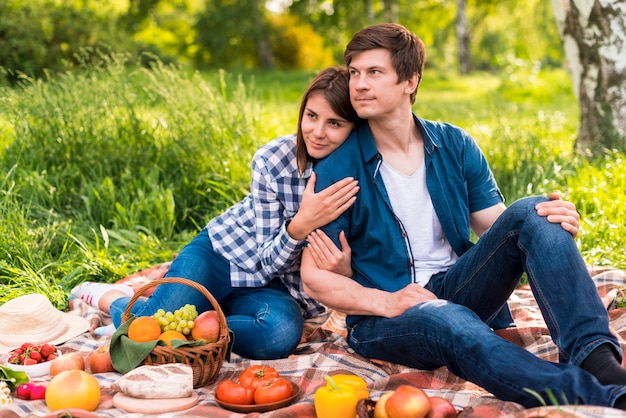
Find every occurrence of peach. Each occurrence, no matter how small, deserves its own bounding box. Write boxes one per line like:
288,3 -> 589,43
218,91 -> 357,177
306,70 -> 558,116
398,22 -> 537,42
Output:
190,310 -> 220,343
385,385 -> 431,418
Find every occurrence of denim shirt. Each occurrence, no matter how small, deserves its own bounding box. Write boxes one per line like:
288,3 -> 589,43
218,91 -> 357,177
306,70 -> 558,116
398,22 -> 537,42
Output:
313,115 -> 504,299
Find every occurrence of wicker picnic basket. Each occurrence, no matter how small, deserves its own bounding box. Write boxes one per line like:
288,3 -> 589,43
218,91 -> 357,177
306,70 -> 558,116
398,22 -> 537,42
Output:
121,277 -> 230,388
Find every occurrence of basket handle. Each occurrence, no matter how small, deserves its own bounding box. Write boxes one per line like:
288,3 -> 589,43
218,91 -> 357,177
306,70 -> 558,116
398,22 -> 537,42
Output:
121,277 -> 229,339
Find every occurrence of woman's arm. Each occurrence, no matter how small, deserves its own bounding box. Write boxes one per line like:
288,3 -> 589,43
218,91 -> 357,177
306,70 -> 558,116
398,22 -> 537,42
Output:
252,149 -> 358,276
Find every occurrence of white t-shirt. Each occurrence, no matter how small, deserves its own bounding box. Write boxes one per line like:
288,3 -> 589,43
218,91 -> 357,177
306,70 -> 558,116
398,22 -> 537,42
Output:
380,161 -> 458,286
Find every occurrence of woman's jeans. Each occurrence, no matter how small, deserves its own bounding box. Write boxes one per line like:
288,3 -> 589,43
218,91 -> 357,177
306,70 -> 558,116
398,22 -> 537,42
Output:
347,196 -> 626,408
110,228 -> 303,360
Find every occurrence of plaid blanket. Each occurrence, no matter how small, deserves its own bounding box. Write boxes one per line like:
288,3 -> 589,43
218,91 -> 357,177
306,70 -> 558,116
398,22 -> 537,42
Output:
2,265 -> 626,418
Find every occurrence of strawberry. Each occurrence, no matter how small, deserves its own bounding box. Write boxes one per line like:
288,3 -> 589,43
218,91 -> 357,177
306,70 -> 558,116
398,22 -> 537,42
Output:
45,353 -> 58,362
23,358 -> 37,365
20,342 -> 33,351
29,350 -> 43,362
40,344 -> 56,357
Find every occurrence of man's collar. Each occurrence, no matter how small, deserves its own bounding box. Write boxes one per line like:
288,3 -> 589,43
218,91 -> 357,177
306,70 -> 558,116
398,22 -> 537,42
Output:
357,114 -> 438,161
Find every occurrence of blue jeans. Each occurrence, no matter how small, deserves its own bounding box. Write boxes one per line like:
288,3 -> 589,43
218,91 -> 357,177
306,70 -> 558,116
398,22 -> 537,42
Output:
347,196 -> 626,408
110,229 -> 304,359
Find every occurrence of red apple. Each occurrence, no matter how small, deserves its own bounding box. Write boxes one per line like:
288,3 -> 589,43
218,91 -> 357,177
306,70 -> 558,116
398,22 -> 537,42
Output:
50,352 -> 85,377
427,396 -> 457,418
373,391 -> 394,418
29,385 -> 47,400
385,385 -> 431,418
88,345 -> 115,374
191,310 -> 220,343
15,383 -> 35,400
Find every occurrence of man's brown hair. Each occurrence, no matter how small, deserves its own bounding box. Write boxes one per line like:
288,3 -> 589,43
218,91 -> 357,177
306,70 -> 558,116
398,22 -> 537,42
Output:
344,23 -> 426,104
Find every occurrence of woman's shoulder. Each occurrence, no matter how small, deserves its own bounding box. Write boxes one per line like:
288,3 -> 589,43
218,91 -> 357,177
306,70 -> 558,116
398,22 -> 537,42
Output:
252,134 -> 298,176
255,134 -> 296,157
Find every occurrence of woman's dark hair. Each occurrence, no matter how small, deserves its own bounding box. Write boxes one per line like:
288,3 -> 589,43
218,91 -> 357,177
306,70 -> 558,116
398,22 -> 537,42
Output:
296,66 -> 360,174
344,23 -> 426,104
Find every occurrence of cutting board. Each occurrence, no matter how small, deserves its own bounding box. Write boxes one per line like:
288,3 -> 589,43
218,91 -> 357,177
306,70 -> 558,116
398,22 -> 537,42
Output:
113,392 -> 199,414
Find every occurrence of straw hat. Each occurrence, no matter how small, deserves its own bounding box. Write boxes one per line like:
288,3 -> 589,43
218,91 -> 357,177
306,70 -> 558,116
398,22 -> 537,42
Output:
0,294 -> 90,354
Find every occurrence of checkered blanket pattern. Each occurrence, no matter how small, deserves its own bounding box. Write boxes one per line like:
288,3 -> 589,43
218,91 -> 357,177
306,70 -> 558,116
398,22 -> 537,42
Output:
2,265 -> 626,417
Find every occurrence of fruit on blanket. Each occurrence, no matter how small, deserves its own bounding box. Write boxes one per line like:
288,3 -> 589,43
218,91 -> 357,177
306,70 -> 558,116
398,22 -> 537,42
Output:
427,396 -> 457,418
49,352 -> 85,377
128,316 -> 162,342
373,391 -> 394,418
29,385 -> 46,400
384,385 -> 431,418
46,370 -> 101,411
88,345 -> 115,374
159,330 -> 187,346
191,310 -> 220,343
216,379 -> 254,405
15,383 -> 35,400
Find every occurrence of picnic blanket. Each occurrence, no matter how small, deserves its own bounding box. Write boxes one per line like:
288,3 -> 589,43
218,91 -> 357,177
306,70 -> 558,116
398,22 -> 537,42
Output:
3,264 -> 626,418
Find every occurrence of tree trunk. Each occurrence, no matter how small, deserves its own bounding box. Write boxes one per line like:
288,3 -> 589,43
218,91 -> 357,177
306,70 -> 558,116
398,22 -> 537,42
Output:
456,0 -> 472,74
551,0 -> 626,156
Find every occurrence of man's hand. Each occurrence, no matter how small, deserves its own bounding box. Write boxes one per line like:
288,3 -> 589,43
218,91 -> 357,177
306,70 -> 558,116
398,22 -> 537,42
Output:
535,192 -> 580,237
381,284 -> 438,318
306,229 -> 352,277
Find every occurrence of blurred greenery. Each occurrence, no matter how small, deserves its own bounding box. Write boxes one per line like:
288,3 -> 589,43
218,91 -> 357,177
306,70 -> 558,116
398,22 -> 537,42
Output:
0,0 -> 562,81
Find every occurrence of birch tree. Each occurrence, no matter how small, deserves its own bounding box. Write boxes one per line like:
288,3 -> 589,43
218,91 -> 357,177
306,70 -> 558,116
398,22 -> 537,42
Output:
551,0 -> 626,156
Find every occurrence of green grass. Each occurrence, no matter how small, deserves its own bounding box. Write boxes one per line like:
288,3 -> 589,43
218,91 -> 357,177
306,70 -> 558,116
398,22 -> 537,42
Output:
1,56 -> 625,309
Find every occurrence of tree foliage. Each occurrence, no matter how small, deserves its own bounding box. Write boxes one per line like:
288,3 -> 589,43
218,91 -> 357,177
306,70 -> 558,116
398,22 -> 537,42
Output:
0,0 -> 564,79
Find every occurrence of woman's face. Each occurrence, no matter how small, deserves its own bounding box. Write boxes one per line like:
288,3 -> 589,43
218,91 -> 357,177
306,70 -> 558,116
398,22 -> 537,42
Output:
301,92 -> 354,160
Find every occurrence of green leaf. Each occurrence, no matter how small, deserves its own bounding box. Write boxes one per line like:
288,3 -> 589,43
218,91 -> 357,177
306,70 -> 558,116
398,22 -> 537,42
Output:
0,365 -> 30,390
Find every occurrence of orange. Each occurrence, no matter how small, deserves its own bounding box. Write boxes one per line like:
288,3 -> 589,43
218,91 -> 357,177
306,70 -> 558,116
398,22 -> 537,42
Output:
46,369 -> 101,411
127,316 -> 162,342
159,330 -> 187,346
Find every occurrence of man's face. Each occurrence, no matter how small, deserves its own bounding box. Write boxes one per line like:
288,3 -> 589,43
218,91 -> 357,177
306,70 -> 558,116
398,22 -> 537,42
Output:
347,48 -> 409,120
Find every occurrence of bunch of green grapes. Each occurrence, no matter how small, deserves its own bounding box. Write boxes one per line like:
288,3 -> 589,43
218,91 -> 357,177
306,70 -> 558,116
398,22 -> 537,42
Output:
153,304 -> 198,335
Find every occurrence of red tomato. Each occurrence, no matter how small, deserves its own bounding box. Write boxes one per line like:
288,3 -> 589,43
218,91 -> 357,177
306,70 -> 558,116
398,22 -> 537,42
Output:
253,377 -> 293,404
239,365 -> 280,389
215,380 -> 254,405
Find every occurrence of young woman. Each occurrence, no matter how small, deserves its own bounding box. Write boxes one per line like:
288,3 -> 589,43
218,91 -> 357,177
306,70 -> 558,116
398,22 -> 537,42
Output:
71,67 -> 361,359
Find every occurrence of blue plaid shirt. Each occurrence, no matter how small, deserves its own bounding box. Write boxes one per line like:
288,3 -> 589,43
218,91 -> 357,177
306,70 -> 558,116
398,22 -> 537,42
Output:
207,134 -> 325,318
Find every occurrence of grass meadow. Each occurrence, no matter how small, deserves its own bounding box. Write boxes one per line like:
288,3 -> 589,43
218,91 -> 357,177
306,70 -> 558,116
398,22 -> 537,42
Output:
1,54 -> 625,310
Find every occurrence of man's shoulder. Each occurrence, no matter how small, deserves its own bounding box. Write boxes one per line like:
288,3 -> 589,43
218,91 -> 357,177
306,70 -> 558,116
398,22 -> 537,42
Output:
316,131 -> 361,168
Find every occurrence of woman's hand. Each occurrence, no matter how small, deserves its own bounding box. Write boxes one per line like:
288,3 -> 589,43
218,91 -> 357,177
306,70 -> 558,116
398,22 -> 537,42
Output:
306,229 -> 352,277
287,172 -> 359,240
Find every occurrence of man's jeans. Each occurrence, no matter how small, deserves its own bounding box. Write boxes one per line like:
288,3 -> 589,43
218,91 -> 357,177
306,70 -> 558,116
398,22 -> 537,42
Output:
110,228 -> 303,360
347,196 -> 626,408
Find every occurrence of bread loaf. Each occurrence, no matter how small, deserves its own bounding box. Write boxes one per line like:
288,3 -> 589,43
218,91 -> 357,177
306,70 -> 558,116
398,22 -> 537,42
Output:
112,363 -> 194,399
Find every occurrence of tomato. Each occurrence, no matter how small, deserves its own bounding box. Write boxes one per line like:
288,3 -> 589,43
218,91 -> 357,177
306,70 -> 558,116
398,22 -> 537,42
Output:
239,365 -> 280,389
215,379 -> 254,405
253,377 -> 293,404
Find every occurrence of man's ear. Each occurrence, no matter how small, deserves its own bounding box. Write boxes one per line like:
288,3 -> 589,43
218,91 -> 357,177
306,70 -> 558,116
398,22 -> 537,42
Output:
405,72 -> 420,95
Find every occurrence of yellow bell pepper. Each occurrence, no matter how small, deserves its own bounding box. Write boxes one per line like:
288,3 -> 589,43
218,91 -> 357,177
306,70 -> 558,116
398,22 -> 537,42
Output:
331,374 -> 369,401
314,374 -> 369,418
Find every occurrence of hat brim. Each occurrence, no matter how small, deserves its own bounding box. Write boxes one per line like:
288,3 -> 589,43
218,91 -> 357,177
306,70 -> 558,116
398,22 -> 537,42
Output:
0,311 -> 90,354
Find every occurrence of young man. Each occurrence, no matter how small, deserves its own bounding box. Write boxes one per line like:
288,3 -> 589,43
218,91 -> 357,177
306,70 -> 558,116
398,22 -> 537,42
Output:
300,23 -> 626,409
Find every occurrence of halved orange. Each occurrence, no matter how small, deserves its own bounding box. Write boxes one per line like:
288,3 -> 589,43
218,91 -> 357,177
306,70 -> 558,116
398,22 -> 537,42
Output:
159,330 -> 187,346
